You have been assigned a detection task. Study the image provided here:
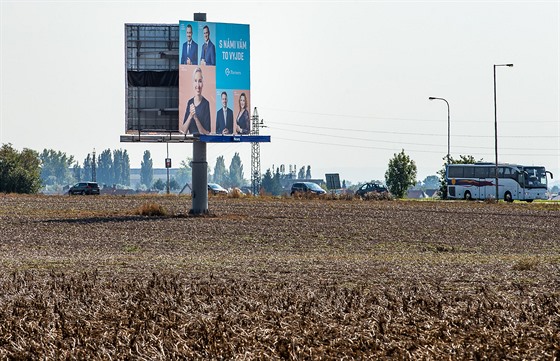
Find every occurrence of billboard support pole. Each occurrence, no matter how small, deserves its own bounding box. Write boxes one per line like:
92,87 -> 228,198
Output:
166,142 -> 170,195
189,12 -> 209,215
190,140 -> 209,214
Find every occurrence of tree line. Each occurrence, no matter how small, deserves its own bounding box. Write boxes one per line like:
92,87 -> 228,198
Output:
0,144 -> 256,194
2,142 -> 469,198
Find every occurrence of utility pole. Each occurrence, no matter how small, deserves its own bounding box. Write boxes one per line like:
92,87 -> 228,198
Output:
250,107 -> 264,195
493,63 -> 513,201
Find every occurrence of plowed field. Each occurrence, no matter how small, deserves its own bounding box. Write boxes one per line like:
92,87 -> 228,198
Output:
1,194 -> 559,359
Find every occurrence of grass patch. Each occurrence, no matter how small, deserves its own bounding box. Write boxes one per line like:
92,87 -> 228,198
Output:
512,258 -> 539,271
124,244 -> 141,253
135,202 -> 168,217
420,243 -> 455,253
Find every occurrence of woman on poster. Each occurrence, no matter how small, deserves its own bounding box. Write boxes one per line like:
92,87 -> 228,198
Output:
234,92 -> 250,135
182,67 -> 210,135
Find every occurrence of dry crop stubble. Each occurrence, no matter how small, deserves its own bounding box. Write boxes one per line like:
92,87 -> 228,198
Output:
0,194 -> 559,359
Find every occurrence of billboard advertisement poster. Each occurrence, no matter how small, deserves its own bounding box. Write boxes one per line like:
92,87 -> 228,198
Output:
179,20 -> 250,136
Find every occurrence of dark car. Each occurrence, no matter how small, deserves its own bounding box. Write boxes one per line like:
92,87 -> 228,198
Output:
290,182 -> 326,196
68,182 -> 100,195
355,182 -> 388,197
208,183 -> 228,195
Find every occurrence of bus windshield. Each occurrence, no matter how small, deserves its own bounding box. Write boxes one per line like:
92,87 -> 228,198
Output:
523,167 -> 547,188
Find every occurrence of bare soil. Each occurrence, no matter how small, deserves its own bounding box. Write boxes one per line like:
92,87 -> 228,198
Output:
0,194 -> 559,359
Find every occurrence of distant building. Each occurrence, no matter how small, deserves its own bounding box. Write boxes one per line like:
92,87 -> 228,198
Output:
130,168 -> 179,186
407,189 -> 429,199
424,189 -> 440,198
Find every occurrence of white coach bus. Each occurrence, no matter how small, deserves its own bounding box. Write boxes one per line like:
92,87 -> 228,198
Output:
446,163 -> 552,202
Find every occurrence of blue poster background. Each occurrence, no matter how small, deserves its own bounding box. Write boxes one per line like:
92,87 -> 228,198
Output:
215,23 -> 250,90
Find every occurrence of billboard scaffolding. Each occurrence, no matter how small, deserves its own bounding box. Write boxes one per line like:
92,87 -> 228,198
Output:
125,24 -> 179,133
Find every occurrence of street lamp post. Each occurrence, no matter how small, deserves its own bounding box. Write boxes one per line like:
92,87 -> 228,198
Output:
494,63 -> 513,201
428,97 -> 450,162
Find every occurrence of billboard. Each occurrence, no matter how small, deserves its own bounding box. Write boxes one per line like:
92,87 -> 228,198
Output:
178,20 -> 250,136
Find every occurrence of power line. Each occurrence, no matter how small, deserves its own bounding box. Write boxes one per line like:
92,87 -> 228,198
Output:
268,125 -> 559,152
262,108 -> 558,124
272,137 -> 560,157
267,121 -> 559,139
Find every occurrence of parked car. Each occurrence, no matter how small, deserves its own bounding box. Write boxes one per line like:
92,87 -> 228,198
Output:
208,183 -> 228,195
290,182 -> 326,196
68,182 -> 100,195
355,182 -> 388,197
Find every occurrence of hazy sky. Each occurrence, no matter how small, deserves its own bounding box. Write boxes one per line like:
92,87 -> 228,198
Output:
1,0 -> 559,184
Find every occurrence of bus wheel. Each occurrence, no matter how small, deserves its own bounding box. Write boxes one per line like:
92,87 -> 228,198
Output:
504,192 -> 513,203
464,191 -> 472,200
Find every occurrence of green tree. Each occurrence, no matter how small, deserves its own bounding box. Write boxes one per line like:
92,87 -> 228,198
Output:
140,150 -> 153,188
437,155 -> 480,199
228,152 -> 244,187
169,177 -> 180,191
175,157 -> 192,189
261,168 -> 283,195
0,144 -> 42,194
153,178 -> 165,191
82,154 -> 93,182
72,162 -> 82,183
385,149 -> 417,198
261,168 -> 274,195
422,175 -> 440,190
112,149 -> 130,186
272,167 -> 283,195
213,156 -> 228,185
39,149 -> 74,186
97,149 -> 113,186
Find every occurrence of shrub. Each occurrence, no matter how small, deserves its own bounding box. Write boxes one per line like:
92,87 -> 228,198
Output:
323,192 -> 357,201
291,191 -> 324,200
229,188 -> 244,198
363,191 -> 393,201
512,258 -> 539,271
135,202 -> 167,217
484,196 -> 497,204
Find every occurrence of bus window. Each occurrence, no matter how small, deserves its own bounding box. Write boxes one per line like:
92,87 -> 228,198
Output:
475,167 -> 489,178
525,173 -> 540,187
523,167 -> 547,188
448,166 -> 463,178
464,167 -> 475,178
502,167 -> 514,179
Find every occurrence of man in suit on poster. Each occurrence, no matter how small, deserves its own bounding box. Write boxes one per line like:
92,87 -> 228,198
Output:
200,25 -> 216,66
180,24 -> 198,65
216,92 -> 234,134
